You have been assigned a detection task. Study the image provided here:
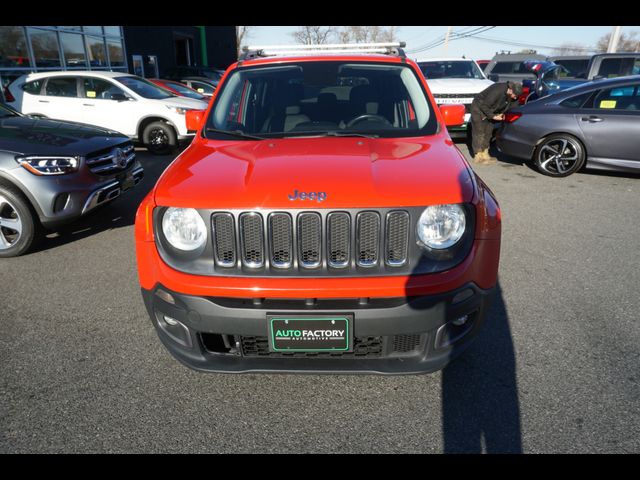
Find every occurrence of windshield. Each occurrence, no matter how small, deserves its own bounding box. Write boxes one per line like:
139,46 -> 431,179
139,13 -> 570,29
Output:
0,103 -> 19,118
115,76 -> 174,99
165,81 -> 205,100
204,61 -> 437,139
418,61 -> 485,80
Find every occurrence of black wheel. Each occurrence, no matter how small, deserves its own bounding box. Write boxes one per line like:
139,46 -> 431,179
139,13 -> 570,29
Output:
0,185 -> 40,258
533,134 -> 586,177
143,121 -> 177,155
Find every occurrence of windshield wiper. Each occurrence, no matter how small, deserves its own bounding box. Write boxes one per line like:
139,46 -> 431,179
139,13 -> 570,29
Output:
286,131 -> 379,139
205,128 -> 266,140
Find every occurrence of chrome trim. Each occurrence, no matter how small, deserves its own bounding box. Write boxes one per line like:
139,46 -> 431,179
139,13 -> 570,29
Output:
81,180 -> 120,215
212,213 -> 237,268
239,212 -> 265,269
327,212 -> 350,269
356,211 -> 380,267
268,212 -> 293,269
297,212 -> 322,269
385,210 -> 410,267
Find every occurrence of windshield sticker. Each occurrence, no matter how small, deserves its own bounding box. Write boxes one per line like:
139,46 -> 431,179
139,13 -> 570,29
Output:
599,100 -> 616,109
86,91 -> 96,98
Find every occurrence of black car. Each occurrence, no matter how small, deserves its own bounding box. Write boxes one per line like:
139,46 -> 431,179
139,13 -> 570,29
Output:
0,102 -> 143,256
496,75 -> 640,177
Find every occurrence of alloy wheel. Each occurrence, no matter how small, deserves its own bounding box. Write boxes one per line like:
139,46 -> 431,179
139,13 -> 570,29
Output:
0,195 -> 23,250
537,138 -> 581,176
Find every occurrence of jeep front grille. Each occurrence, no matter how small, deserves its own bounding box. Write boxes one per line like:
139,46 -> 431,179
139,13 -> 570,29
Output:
208,208 -> 412,275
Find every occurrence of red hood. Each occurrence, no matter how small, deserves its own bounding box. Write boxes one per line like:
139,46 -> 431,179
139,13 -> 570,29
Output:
154,133 -> 474,209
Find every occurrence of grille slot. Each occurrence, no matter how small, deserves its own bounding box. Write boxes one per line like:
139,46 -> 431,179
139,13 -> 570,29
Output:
212,213 -> 236,267
298,212 -> 321,268
240,213 -> 264,268
327,212 -> 350,268
385,211 -> 409,266
393,334 -> 423,353
357,211 -> 380,267
269,213 -> 293,268
241,336 -> 384,358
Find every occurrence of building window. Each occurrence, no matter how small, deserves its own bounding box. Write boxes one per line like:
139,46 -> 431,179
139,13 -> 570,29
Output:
103,26 -> 122,38
27,28 -> 61,68
106,38 -> 124,67
0,26 -> 31,68
83,26 -> 103,35
60,32 -> 87,68
85,35 -> 107,68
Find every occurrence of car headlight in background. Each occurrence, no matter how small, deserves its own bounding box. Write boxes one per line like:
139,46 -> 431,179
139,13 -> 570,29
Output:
417,204 -> 466,249
16,156 -> 79,175
165,105 -> 192,115
161,207 -> 207,251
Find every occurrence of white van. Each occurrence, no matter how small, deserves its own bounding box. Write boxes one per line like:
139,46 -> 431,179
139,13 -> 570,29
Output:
7,71 -> 209,154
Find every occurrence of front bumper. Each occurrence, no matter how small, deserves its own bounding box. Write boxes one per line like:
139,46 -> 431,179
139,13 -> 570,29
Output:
141,282 -> 495,375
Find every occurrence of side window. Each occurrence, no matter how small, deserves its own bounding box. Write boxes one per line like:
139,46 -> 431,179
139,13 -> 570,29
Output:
82,77 -> 124,100
22,80 -> 43,95
491,62 -> 517,74
559,92 -> 593,109
593,84 -> 639,111
596,58 -> 639,78
44,77 -> 78,97
191,81 -> 214,95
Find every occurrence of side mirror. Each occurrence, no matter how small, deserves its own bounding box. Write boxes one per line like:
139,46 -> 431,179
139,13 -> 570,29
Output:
439,104 -> 466,127
110,93 -> 129,102
186,109 -> 206,132
488,73 -> 499,82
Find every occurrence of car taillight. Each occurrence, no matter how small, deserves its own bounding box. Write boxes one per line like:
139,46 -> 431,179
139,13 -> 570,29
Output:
504,112 -> 522,123
4,86 -> 15,103
518,86 -> 530,105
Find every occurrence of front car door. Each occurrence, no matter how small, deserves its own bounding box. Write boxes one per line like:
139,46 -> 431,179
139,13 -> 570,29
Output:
79,77 -> 139,136
576,81 -> 640,170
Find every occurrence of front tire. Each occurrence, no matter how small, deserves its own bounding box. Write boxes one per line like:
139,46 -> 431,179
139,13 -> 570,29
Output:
143,121 -> 177,155
0,185 -> 40,258
533,134 -> 586,177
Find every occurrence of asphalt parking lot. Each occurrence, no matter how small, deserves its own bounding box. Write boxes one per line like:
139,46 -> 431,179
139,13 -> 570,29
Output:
1,142 -> 639,454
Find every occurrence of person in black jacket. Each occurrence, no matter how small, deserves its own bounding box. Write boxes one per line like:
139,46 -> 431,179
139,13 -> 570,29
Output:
469,81 -> 522,164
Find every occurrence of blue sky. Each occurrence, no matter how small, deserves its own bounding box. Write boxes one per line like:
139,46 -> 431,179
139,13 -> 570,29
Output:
243,26 -> 640,60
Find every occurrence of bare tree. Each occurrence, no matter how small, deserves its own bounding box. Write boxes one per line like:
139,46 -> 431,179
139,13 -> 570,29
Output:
596,30 -> 640,52
551,42 -> 591,56
236,26 -> 254,57
290,26 -> 336,45
335,26 -> 398,43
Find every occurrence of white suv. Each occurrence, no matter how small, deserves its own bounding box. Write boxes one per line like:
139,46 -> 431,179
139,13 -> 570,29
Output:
7,71 -> 209,154
416,58 -> 493,138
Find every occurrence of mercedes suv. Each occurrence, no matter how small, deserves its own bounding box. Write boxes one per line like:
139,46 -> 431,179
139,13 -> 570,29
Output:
135,43 -> 502,374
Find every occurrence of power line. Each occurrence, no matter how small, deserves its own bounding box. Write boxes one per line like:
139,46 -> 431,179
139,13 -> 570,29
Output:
472,34 -> 598,53
407,26 -> 496,54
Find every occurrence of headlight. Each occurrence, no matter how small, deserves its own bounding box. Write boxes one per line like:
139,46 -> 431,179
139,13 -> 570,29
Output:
165,105 -> 191,115
417,204 -> 466,250
161,207 -> 207,251
16,156 -> 79,175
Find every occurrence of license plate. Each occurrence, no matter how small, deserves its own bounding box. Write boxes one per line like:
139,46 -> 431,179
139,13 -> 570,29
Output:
436,98 -> 473,104
268,315 -> 352,353
118,171 -> 135,191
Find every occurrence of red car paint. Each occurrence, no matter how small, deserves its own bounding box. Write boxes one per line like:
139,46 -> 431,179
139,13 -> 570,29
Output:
135,53 -> 502,373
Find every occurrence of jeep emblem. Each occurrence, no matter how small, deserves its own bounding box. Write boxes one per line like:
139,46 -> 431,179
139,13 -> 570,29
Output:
288,190 -> 327,202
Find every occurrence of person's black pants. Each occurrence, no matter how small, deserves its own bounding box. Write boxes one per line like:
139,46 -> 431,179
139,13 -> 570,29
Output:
470,111 -> 494,157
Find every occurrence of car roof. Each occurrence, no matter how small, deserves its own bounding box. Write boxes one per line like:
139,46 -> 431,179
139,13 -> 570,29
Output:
22,70 -> 134,81
415,57 -> 475,62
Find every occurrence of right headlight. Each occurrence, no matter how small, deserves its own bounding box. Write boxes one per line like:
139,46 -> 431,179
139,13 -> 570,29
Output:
416,204 -> 466,250
161,207 -> 207,251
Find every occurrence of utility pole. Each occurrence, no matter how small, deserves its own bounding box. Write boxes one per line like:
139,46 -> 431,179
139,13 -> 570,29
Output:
443,26 -> 453,54
607,26 -> 622,53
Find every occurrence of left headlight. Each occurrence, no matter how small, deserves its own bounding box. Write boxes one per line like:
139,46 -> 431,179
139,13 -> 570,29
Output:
161,207 -> 207,251
16,156 -> 79,175
417,204 -> 466,250
165,105 -> 192,115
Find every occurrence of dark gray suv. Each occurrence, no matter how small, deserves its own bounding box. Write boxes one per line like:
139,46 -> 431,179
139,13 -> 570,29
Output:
0,102 -> 144,256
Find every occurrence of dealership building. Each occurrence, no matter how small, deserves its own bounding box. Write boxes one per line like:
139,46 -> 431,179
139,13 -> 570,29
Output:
0,26 -> 237,94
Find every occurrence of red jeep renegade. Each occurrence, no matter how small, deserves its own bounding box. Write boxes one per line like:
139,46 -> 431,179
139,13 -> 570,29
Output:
135,43 -> 501,374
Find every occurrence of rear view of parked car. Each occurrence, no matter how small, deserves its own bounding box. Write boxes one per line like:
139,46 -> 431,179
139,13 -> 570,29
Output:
6,71 -> 209,154
0,102 -> 143,257
496,75 -> 640,177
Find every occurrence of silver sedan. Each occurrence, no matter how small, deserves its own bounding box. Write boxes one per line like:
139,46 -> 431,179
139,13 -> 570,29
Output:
496,75 -> 640,177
